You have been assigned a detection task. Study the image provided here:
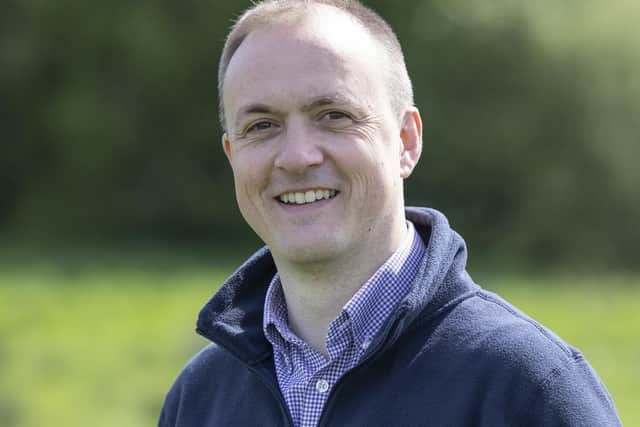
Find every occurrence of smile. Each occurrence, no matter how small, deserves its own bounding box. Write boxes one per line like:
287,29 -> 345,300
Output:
277,189 -> 338,205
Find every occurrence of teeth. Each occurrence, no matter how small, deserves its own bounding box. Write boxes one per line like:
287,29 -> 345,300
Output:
278,189 -> 338,204
305,190 -> 316,203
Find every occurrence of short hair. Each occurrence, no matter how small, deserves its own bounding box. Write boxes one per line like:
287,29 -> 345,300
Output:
217,0 -> 414,131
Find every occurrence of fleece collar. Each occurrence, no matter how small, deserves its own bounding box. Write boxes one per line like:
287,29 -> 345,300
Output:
196,207 -> 478,366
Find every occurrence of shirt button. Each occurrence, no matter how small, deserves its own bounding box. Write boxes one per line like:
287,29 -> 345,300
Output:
315,379 -> 329,394
361,340 -> 371,350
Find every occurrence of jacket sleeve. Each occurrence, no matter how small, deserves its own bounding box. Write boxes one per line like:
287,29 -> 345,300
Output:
514,352 -> 622,426
158,407 -> 169,427
157,381 -> 179,427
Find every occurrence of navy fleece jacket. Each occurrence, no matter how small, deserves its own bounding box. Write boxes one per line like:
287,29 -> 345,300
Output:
159,207 -> 621,426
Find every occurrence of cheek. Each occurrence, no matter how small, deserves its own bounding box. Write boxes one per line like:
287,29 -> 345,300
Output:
343,143 -> 402,210
350,141 -> 397,182
229,165 -> 265,222
231,163 -> 267,230
341,148 -> 389,202
230,148 -> 271,188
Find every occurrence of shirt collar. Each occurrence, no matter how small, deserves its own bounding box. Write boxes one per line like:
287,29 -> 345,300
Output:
263,221 -> 426,355
263,275 -> 303,350
341,221 -> 424,349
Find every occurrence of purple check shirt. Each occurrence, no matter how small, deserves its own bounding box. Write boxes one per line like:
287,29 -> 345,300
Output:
263,221 -> 426,427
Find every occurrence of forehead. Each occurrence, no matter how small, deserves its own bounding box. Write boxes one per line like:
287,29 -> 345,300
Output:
222,7 -> 389,120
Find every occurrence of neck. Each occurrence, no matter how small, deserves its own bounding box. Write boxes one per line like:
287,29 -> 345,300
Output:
272,220 -> 408,357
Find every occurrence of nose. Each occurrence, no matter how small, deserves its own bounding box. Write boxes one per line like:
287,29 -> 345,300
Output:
273,120 -> 323,174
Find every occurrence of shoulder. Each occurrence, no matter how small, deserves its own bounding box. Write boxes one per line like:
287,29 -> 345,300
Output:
417,289 -> 621,425
180,342 -> 232,374
162,342 -> 247,398
158,344 -> 238,426
159,343 -> 286,427
436,289 -> 597,388
454,289 -> 575,366
429,289 -> 570,353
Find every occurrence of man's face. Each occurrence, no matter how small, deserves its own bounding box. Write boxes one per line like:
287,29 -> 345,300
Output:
222,10 -> 421,266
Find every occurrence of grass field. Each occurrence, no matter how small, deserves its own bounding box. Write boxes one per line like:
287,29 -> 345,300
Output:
0,260 -> 637,426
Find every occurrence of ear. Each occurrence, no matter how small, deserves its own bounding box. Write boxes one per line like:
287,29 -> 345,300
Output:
222,133 -> 232,162
399,107 -> 423,178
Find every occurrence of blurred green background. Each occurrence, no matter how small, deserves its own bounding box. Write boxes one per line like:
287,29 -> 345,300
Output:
1,0 -> 638,425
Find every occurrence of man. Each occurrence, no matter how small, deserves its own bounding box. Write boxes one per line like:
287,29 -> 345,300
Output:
159,1 -> 621,426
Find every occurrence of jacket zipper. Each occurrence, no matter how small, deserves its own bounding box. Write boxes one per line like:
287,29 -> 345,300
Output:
247,363 -> 295,427
198,328 -> 295,427
316,307 -> 408,427
200,303 -> 410,427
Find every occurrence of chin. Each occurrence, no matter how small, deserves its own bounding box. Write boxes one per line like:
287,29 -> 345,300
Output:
270,239 -> 345,265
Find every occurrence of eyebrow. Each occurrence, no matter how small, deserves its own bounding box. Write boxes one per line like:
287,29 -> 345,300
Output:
300,94 -> 360,112
233,94 -> 364,129
236,103 -> 284,119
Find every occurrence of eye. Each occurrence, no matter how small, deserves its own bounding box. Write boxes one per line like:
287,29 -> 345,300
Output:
323,111 -> 350,121
318,110 -> 354,129
249,121 -> 272,132
246,120 -> 277,134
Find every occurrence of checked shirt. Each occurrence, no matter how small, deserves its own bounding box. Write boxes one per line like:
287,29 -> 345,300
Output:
263,221 -> 426,427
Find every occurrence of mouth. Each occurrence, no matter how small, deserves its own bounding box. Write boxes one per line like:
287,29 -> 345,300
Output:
276,188 -> 339,205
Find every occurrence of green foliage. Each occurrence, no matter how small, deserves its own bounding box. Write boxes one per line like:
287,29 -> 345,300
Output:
0,269 -> 215,427
1,1 -> 639,269
0,264 -> 638,426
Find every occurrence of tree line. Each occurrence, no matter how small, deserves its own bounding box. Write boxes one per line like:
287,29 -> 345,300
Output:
2,0 -> 638,270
